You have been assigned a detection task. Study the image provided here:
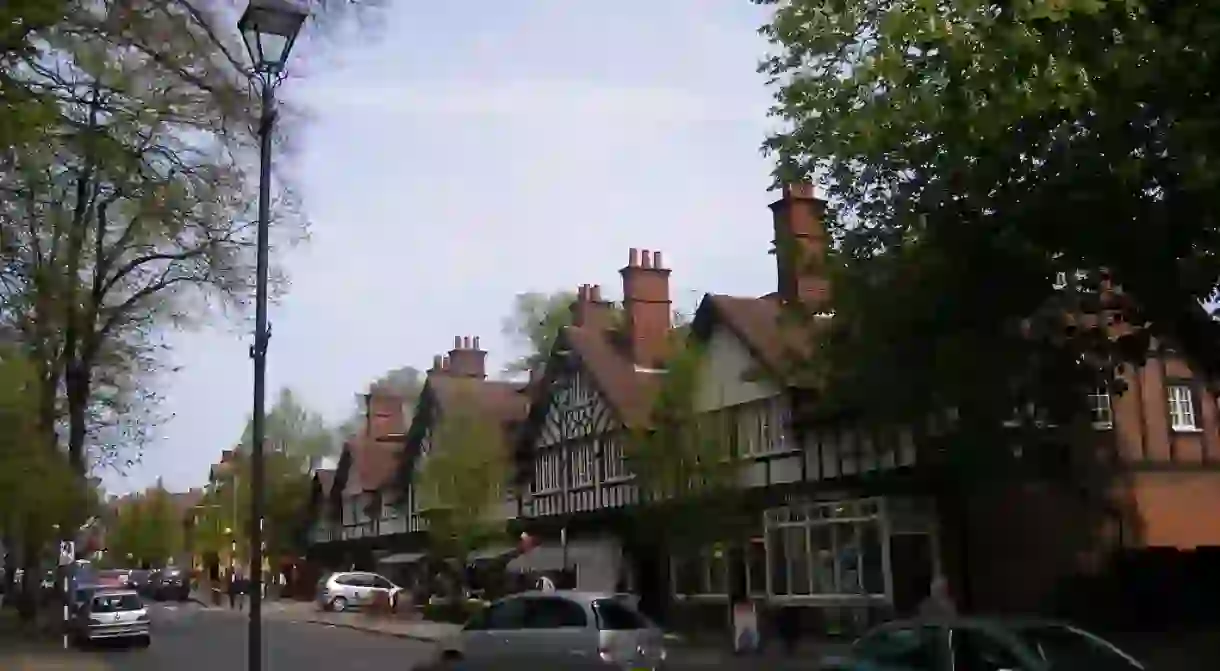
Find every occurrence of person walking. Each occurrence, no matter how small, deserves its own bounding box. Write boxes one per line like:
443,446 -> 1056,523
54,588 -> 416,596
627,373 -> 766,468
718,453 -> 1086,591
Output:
227,569 -> 238,610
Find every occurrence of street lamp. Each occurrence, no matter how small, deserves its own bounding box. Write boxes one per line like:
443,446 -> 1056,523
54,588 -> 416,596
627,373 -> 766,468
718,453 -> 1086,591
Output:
237,3 -> 307,671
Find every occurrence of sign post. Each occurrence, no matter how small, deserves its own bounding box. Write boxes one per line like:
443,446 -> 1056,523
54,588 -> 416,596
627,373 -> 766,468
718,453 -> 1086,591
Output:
58,540 -> 75,650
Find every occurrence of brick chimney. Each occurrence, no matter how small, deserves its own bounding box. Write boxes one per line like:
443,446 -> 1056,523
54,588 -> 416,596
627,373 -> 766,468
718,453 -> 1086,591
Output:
571,283 -> 616,331
620,248 -> 671,368
364,392 -> 405,441
447,335 -> 487,379
770,183 -> 830,307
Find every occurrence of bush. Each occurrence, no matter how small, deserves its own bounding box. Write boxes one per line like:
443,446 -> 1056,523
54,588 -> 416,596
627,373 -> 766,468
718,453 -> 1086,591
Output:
421,599 -> 486,624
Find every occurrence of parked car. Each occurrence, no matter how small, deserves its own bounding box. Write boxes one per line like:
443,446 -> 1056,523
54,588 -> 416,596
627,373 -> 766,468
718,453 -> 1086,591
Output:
149,566 -> 189,601
316,571 -> 402,612
820,616 -> 1145,671
435,590 -> 667,670
128,569 -> 152,596
71,588 -> 151,648
96,569 -> 131,588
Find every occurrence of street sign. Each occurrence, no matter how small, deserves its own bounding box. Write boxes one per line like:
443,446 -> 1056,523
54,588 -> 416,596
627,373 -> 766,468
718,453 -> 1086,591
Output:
58,540 -> 75,566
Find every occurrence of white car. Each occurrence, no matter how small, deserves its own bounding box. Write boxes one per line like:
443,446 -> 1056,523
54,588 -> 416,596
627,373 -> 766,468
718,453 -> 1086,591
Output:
72,588 -> 151,647
316,571 -> 402,612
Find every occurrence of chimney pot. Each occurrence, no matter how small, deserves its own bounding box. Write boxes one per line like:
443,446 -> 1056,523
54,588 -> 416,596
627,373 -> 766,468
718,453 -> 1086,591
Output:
463,336 -> 471,349
453,335 -> 461,349
578,284 -> 588,301
432,354 -> 443,370
629,248 -> 639,267
446,335 -> 488,378
473,336 -> 480,350
590,284 -> 602,302
770,182 -> 830,307
442,356 -> 450,369
652,251 -> 664,269
620,247 -> 672,367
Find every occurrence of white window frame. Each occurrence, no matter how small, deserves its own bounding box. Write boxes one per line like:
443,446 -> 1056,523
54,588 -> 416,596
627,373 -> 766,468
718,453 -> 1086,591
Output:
1168,384 -> 1198,431
1088,387 -> 1114,429
601,437 -> 627,481
571,442 -> 594,487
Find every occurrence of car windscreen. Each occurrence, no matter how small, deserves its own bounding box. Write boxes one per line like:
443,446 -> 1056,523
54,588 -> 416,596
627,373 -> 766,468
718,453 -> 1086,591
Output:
593,598 -> 651,630
1016,625 -> 1141,671
91,593 -> 142,613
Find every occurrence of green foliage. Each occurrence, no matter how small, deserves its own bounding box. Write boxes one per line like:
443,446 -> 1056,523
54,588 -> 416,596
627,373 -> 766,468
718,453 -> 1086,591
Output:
106,483 -> 184,568
241,388 -> 336,463
626,336 -> 746,548
415,390 -> 512,560
501,291 -> 580,374
755,0 -> 1220,454
0,352 -> 84,541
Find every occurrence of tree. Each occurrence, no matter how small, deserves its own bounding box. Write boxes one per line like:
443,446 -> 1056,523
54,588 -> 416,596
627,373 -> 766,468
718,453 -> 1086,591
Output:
105,482 -> 184,569
500,291 -> 581,375
625,336 -> 747,553
242,388 -> 335,464
0,350 -> 82,609
414,389 -> 512,563
755,0 -> 1220,402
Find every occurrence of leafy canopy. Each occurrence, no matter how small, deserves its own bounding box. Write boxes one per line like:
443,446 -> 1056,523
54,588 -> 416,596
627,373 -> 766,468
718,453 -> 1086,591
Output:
756,0 -> 1220,433
414,389 -> 512,559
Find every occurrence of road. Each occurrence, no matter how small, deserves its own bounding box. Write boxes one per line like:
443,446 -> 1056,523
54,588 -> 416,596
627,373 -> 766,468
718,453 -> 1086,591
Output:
70,601 -> 440,671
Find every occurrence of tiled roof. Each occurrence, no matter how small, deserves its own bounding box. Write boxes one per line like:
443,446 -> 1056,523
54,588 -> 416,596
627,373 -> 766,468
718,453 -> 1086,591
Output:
562,325 -> 661,428
695,292 -> 825,385
429,376 -> 530,425
344,438 -> 401,494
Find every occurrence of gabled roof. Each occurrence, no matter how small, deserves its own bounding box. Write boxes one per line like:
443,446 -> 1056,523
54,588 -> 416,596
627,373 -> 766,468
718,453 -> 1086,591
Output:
517,323 -> 664,455
339,437 -> 400,495
690,292 -> 827,386
403,374 -> 531,471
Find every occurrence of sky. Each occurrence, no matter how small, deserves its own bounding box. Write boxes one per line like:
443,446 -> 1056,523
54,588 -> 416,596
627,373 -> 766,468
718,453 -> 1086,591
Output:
105,0 -> 786,495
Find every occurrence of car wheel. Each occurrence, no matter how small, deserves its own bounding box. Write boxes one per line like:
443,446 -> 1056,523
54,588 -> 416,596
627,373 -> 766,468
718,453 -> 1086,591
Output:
330,596 -> 348,612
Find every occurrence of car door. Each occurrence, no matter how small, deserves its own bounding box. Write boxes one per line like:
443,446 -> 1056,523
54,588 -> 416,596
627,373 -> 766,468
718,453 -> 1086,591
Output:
854,624 -> 949,671
349,573 -> 377,606
369,574 -> 396,606
518,596 -> 598,666
462,597 -> 528,667
950,627 -> 1032,671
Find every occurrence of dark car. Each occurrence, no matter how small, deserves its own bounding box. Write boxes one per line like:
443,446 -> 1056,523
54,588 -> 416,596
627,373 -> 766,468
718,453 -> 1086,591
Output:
822,616 -> 1145,671
150,566 -> 189,601
128,569 -> 152,596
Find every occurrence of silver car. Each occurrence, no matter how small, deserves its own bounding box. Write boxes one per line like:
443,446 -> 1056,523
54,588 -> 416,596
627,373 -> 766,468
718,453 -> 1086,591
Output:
316,571 -> 401,612
72,588 -> 151,647
438,591 -> 667,670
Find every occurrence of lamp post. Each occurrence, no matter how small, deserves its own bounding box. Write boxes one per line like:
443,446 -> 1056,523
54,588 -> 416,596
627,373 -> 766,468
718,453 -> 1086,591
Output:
236,3 -> 307,670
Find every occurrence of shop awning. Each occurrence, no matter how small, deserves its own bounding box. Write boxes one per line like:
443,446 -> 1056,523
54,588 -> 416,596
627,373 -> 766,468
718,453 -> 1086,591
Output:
377,552 -> 425,566
467,546 -> 516,563
506,545 -> 567,573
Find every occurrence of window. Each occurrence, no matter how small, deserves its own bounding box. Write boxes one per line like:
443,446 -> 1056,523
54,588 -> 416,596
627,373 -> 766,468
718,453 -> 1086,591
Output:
1088,387 -> 1113,429
601,438 -> 626,480
535,449 -> 563,493
594,599 -> 651,630
765,501 -> 886,598
1015,624 -> 1141,671
746,539 -> 767,596
481,598 -> 528,631
856,626 -> 943,670
524,597 -> 588,629
371,575 -> 394,589
91,593 -> 142,613
571,443 -> 594,487
951,628 -> 1024,671
671,547 -> 728,596
1168,385 -> 1198,430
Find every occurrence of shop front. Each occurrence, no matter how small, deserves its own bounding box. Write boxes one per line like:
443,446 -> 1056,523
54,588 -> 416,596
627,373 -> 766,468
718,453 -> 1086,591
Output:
669,495 -> 939,638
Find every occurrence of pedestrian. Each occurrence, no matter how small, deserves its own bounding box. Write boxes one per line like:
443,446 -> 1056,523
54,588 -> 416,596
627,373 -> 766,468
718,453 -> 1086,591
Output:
227,570 -> 238,610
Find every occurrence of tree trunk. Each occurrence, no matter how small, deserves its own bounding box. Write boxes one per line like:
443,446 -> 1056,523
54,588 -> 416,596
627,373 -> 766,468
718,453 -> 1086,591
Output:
16,524 -> 43,621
